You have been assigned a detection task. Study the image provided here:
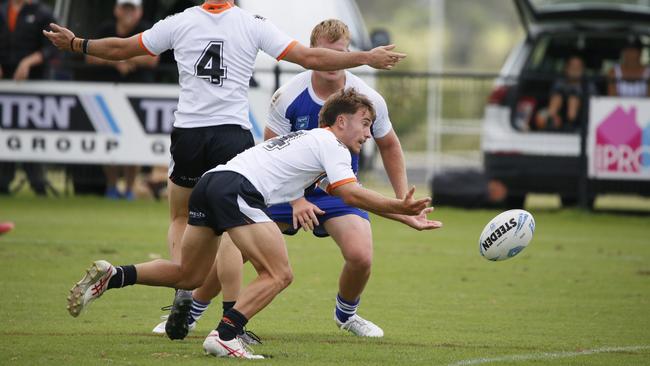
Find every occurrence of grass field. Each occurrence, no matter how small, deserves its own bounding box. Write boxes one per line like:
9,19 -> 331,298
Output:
1,196 -> 649,365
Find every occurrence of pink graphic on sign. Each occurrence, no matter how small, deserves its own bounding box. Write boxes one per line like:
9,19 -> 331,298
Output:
595,106 -> 641,172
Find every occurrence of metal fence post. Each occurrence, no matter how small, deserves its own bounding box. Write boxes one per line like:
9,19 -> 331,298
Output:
578,79 -> 590,210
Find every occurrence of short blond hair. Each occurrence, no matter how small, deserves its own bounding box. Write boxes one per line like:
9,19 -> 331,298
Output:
310,19 -> 351,48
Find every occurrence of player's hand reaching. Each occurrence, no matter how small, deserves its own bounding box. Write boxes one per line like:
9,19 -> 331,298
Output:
290,197 -> 325,232
398,186 -> 431,215
367,45 -> 406,70
401,207 -> 443,231
42,23 -> 76,52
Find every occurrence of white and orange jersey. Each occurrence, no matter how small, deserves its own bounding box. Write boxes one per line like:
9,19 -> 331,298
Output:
140,3 -> 296,129
208,128 -> 356,205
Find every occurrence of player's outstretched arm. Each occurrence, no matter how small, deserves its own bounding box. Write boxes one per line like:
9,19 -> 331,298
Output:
283,43 -> 406,71
43,23 -> 149,61
332,184 -> 429,217
332,184 -> 441,231
383,207 -> 443,231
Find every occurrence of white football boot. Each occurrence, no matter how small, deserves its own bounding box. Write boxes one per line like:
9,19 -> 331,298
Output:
335,314 -> 384,337
67,260 -> 116,317
203,330 -> 264,359
152,315 -> 197,334
238,328 -> 262,345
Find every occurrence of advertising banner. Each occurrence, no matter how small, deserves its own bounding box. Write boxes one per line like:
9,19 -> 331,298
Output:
0,81 -> 180,165
588,97 -> 650,181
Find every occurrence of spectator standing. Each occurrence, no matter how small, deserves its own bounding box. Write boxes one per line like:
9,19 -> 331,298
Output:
0,0 -> 57,195
86,0 -> 159,200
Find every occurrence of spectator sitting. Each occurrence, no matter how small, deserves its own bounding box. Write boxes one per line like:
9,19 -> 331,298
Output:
534,55 -> 595,132
85,0 -> 159,200
608,36 -> 649,97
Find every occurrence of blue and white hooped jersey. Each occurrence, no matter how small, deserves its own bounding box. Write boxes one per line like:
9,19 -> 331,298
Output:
266,70 -> 393,177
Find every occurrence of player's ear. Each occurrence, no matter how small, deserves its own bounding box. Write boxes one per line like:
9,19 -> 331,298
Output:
335,114 -> 346,129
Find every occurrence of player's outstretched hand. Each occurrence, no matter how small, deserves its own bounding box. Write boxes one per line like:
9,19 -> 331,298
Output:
291,197 -> 325,232
402,207 -> 443,231
42,23 -> 76,52
399,186 -> 431,215
368,44 -> 406,70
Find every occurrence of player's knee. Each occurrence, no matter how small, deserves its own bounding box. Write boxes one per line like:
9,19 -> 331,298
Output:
345,249 -> 373,271
272,268 -> 293,290
279,269 -> 294,289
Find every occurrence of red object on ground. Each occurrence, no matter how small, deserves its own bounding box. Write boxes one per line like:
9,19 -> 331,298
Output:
0,222 -> 15,235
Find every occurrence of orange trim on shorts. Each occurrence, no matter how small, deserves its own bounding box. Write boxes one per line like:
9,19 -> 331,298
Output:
326,177 -> 357,194
276,40 -> 298,61
138,33 -> 156,56
201,2 -> 233,14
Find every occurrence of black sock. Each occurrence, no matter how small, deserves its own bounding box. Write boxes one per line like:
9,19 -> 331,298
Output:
222,301 -> 236,317
216,308 -> 248,341
107,265 -> 137,289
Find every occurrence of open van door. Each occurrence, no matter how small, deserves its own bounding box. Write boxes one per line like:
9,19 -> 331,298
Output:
514,0 -> 650,36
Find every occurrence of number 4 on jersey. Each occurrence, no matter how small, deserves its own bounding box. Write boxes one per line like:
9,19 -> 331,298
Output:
195,41 -> 227,85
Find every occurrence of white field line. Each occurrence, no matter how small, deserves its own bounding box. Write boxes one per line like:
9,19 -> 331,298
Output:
448,345 -> 650,366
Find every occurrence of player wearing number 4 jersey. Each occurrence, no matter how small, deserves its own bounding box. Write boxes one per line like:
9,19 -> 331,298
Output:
44,0 -> 407,341
63,89 -> 441,359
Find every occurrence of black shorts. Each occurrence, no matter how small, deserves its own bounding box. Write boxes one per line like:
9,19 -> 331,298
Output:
188,171 -> 272,235
169,125 -> 254,188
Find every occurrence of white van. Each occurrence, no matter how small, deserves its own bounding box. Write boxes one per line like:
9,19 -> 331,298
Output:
482,0 -> 650,207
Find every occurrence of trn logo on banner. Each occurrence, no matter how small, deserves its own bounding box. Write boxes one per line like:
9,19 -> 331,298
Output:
0,82 -> 179,165
0,81 -> 267,165
588,97 -> 650,180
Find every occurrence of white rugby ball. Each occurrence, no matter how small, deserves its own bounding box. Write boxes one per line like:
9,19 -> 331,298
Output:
479,209 -> 535,261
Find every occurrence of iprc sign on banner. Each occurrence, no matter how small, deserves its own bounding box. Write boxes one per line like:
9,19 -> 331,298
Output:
588,97 -> 650,181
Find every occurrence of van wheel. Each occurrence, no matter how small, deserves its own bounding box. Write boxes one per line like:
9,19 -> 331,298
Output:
563,195 -> 596,210
561,196 -> 578,207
